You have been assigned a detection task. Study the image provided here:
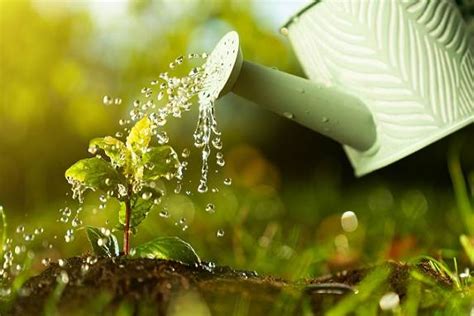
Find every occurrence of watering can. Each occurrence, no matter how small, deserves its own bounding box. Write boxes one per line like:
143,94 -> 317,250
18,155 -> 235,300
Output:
205,0 -> 473,176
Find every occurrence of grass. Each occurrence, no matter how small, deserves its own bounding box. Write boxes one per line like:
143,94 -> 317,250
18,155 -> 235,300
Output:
0,138 -> 473,315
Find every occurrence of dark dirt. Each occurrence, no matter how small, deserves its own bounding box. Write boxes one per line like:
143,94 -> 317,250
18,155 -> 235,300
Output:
7,257 -> 452,316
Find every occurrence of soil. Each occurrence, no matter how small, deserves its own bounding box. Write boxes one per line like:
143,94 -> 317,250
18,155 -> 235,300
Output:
7,258 -> 452,316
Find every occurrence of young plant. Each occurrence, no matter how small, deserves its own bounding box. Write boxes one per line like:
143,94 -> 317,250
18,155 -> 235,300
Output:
65,117 -> 200,264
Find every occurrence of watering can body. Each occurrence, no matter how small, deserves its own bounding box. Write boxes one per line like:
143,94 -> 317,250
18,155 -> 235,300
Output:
282,0 -> 474,176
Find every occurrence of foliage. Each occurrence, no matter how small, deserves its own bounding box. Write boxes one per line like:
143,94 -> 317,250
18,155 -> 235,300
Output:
132,236 -> 201,265
65,117 -> 198,262
86,226 -> 119,258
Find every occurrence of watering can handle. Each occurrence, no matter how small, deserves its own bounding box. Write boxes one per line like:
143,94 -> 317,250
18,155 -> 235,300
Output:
231,61 -> 377,152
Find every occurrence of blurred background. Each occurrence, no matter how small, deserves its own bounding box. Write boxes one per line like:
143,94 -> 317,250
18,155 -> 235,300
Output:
0,0 -> 473,280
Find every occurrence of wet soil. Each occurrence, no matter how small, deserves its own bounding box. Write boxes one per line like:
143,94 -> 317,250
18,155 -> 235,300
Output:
8,258 -> 451,316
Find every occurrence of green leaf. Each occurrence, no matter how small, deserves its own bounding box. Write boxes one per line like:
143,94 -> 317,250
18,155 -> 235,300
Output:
142,146 -> 180,180
132,236 -> 201,265
89,137 -> 129,168
126,117 -> 152,153
65,157 -> 123,192
118,187 -> 162,229
86,226 -> 120,257
460,234 -> 474,266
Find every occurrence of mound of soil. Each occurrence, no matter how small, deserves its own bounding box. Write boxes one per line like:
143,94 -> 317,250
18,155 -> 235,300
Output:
8,257 -> 451,315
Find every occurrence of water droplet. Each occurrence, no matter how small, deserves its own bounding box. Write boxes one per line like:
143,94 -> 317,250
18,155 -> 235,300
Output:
34,227 -> 44,235
217,229 -> 225,237
181,148 -> 190,158
157,131 -> 169,145
223,178 -> 232,186
379,292 -> 400,311
341,211 -> 358,232
322,117 -> 329,123
81,263 -> 89,274
175,56 -> 184,64
157,91 -> 164,101
99,194 -> 107,203
57,270 -> 69,284
15,225 -> 24,234
65,229 -> 74,243
41,258 -> 51,267
280,27 -> 289,36
86,256 -> 98,265
205,203 -> 215,213
159,210 -> 169,218
63,207 -> 72,217
102,95 -> 113,105
58,259 -> 66,267
97,238 -> 107,247
141,191 -> 153,200
100,227 -> 111,236
197,181 -> 208,193
114,97 -> 122,105
118,184 -> 127,197
216,158 -> 225,167
88,145 -> 98,155
212,138 -> 222,150
23,234 -> 34,242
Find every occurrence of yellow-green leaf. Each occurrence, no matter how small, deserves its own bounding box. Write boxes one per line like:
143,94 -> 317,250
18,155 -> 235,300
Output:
142,146 -> 180,180
126,117 -> 152,153
118,187 -> 162,229
65,157 -> 123,191
89,136 -> 129,168
86,226 -> 119,257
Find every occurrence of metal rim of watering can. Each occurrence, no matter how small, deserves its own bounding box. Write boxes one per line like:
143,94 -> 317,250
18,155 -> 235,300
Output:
281,0 -> 323,30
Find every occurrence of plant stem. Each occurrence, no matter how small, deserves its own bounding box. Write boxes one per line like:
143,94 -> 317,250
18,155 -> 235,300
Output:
123,197 -> 132,256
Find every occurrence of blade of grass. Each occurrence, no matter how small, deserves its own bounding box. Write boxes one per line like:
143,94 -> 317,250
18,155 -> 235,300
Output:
0,206 -> 6,257
43,280 -> 67,316
448,139 -> 474,235
326,266 -> 391,316
402,278 -> 421,316
420,256 -> 460,289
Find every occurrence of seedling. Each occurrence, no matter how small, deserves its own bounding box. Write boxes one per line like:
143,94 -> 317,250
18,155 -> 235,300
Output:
65,117 -> 200,264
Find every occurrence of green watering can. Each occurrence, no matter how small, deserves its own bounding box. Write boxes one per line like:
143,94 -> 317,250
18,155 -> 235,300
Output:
203,0 -> 473,176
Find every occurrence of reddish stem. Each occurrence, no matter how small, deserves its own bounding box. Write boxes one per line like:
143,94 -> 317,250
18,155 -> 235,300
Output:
123,197 -> 132,256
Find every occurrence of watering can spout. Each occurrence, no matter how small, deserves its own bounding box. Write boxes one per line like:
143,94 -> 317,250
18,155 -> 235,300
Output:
231,60 -> 377,152
207,31 -> 377,152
